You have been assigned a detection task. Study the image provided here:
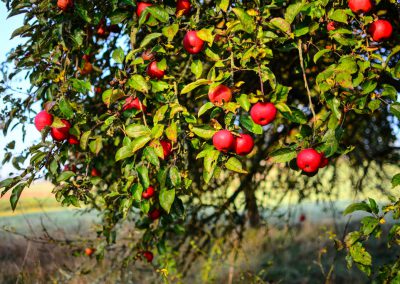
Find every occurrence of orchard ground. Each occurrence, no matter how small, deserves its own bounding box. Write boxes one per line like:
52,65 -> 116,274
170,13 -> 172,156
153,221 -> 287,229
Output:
0,161 -> 398,283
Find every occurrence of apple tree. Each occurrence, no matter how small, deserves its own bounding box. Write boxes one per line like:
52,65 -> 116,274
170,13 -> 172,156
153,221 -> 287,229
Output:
0,0 -> 399,281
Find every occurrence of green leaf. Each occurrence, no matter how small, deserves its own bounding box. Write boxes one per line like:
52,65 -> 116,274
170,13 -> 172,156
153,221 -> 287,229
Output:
162,24 -> 179,42
240,115 -> 263,135
159,188 -> 175,213
203,149 -> 220,183
392,173 -> 400,188
225,157 -> 248,174
71,79 -> 91,93
131,183 -> 143,200
198,102 -> 214,117
349,242 -> 372,266
191,60 -> 203,79
56,171 -> 76,182
137,165 -> 150,189
329,9 -> 348,24
102,89 -> 125,107
59,98 -> 74,119
140,32 -> 162,47
10,183 -> 25,211
270,17 -> 291,34
236,94 -> 251,111
126,124 -> 151,138
390,103 -> 400,120
80,130 -> 91,150
269,148 -> 297,163
169,166 -> 181,187
143,147 -> 160,168
128,75 -> 149,93
284,3 -> 304,24
112,47 -> 125,64
191,125 -> 216,139
313,49 -> 331,63
281,108 -> 307,124
345,231 -> 362,247
197,28 -> 214,44
115,145 -> 134,161
131,136 -> 152,154
153,105 -> 169,124
343,202 -> 372,215
218,0 -> 230,12
232,8 -> 255,33
361,216 -> 379,235
147,6 -> 169,23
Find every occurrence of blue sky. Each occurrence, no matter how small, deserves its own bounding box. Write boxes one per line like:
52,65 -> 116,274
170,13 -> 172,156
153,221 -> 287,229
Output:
0,5 -> 38,178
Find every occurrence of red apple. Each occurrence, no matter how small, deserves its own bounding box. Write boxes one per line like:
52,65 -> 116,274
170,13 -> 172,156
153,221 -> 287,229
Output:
51,119 -> 71,141
81,61 -> 93,75
213,130 -> 234,153
148,209 -> 161,220
299,214 -> 306,222
137,2 -> 152,18
319,153 -> 329,168
63,164 -> 76,173
95,87 -> 102,94
85,248 -> 95,257
176,0 -> 191,16
348,0 -> 373,14
91,168 -> 101,177
160,140 -> 172,159
250,102 -> 277,126
327,22 -> 337,31
68,135 -> 79,145
57,0 -> 73,11
147,61 -> 165,80
123,97 -> 147,112
34,110 -> 53,132
142,186 -> 155,199
208,84 -> 232,106
368,19 -> 393,42
234,134 -> 254,156
142,50 -> 155,61
296,148 -> 322,173
183,31 -> 205,54
142,251 -> 154,262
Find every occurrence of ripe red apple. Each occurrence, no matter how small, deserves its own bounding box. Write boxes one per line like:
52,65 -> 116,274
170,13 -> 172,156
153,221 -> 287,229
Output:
63,164 -> 76,173
81,61 -> 93,75
137,2 -> 152,18
34,110 -> 53,132
91,168 -> 101,177
250,102 -> 277,126
160,140 -> 172,159
148,209 -> 161,220
51,119 -> 71,141
319,153 -> 329,168
213,130 -> 234,153
142,186 -> 155,199
296,148 -> 322,173
68,135 -> 79,145
348,0 -> 373,14
85,248 -> 95,257
142,251 -> 153,262
141,50 -> 155,61
95,87 -> 102,94
327,22 -> 337,31
183,31 -> 205,54
176,0 -> 191,16
147,61 -> 165,80
57,0 -> 73,11
299,214 -> 306,222
123,97 -> 147,112
368,19 -> 393,42
208,84 -> 232,106
234,134 -> 254,156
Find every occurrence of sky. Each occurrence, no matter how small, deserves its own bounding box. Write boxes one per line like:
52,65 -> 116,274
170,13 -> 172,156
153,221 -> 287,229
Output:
0,5 -> 39,178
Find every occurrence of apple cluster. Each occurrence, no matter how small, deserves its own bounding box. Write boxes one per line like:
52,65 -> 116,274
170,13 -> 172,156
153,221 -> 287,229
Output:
327,0 -> 393,42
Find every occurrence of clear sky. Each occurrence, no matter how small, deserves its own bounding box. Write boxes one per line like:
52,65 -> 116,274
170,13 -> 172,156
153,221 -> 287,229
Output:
0,5 -> 39,178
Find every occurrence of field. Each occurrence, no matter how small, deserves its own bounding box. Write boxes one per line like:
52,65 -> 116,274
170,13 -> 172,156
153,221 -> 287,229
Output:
1,181 -> 398,283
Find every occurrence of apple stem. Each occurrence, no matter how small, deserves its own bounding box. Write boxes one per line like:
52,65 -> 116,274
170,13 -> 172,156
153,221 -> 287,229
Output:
297,39 -> 316,139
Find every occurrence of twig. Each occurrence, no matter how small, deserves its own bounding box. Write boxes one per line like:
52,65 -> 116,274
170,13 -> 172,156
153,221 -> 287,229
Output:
298,39 -> 316,138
